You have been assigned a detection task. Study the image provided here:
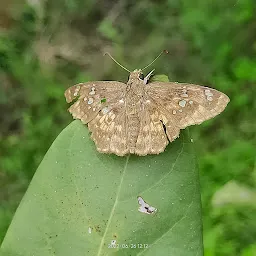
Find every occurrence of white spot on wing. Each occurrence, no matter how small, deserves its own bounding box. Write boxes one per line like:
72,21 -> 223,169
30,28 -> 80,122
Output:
73,85 -> 81,96
102,107 -> 109,114
88,98 -> 94,104
205,89 -> 213,100
179,100 -> 187,107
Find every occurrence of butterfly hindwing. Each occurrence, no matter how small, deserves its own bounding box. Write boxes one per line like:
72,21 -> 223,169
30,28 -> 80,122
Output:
88,105 -> 128,156
135,103 -> 169,155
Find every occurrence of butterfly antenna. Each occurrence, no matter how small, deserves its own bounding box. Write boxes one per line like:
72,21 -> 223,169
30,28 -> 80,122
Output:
141,50 -> 169,71
104,52 -> 131,73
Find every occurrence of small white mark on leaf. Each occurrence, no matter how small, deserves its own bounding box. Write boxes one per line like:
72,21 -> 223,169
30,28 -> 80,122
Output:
179,109 -> 183,112
207,96 -> 213,101
111,240 -> 116,246
189,100 -> 193,104
88,227 -> 92,234
119,99 -> 124,103
137,196 -> 157,215
172,110 -> 176,115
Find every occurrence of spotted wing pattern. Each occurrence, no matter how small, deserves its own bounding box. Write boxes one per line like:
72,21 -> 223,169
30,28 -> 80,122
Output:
145,82 -> 230,142
65,81 -> 128,155
65,80 -> 229,156
65,81 -> 126,123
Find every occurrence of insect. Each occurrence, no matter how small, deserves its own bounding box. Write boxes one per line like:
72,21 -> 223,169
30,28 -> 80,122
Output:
65,51 -> 229,156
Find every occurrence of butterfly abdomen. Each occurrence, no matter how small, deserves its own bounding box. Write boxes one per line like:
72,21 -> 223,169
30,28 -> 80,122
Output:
125,89 -> 144,153
127,114 -> 140,153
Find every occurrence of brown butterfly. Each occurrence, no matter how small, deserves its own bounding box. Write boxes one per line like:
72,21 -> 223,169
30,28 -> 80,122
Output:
65,51 -> 229,156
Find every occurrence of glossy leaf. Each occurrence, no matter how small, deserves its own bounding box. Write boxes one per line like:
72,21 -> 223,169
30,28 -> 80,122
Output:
0,120 -> 203,256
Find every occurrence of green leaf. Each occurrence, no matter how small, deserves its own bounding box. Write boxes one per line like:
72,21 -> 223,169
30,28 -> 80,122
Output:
149,74 -> 170,83
0,121 -> 203,256
97,20 -> 119,41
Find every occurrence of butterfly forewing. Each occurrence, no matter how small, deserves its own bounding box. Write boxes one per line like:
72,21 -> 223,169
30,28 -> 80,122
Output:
65,81 -> 126,124
146,82 -> 230,131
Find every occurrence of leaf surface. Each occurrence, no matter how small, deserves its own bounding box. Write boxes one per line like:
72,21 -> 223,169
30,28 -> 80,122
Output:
0,120 -> 203,256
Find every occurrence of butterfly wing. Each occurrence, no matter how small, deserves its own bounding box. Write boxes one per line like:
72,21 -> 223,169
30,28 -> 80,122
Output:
145,81 -> 230,142
135,103 -> 169,155
65,81 -> 128,155
88,105 -> 129,156
65,81 -> 126,123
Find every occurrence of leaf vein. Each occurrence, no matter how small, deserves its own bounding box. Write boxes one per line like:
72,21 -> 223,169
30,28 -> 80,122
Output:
96,155 -> 130,256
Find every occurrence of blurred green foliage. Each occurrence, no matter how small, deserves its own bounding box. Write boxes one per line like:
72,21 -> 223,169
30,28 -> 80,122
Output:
0,0 -> 255,255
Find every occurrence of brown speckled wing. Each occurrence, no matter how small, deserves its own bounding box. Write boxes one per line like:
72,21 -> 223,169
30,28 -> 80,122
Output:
146,82 -> 230,142
65,81 -> 127,155
64,81 -> 126,124
134,103 -> 169,156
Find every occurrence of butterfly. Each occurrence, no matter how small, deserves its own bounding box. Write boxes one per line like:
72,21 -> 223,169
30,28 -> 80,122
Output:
65,52 -> 229,156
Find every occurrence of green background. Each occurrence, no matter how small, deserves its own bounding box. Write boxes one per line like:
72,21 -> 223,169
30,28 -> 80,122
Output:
0,0 -> 255,255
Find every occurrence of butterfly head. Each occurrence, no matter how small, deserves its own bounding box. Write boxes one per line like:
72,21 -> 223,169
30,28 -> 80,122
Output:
104,51 -> 167,85
129,69 -> 155,85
